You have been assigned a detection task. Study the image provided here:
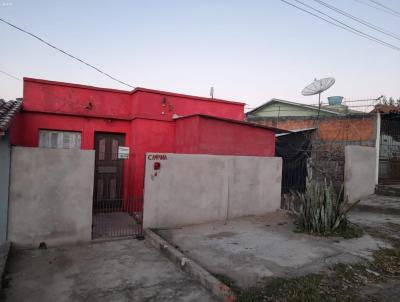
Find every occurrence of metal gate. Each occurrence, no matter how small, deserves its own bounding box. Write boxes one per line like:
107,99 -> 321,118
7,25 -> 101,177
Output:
379,115 -> 400,184
92,196 -> 143,239
92,132 -> 143,239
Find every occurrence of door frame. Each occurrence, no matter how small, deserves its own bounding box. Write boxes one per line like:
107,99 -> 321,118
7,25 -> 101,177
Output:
93,131 -> 126,211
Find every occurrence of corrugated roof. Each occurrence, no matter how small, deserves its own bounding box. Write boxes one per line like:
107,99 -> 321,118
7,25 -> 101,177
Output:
0,99 -> 22,133
276,127 -> 317,137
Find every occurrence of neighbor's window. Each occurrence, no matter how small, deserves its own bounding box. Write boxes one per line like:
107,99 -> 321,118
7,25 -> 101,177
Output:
39,130 -> 82,149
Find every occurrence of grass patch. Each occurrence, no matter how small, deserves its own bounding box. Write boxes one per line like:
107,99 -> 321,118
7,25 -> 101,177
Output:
230,233 -> 400,301
233,263 -> 386,302
371,247 -> 400,276
362,225 -> 400,277
238,274 -> 325,302
332,223 -> 364,239
213,269 -> 368,302
386,222 -> 400,231
294,222 -> 363,239
235,272 -> 370,302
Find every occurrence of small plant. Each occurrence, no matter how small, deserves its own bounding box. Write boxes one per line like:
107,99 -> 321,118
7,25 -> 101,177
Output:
291,177 -> 360,235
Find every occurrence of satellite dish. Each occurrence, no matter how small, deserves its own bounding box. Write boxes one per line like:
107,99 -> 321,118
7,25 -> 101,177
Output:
302,77 -> 335,96
301,77 -> 335,114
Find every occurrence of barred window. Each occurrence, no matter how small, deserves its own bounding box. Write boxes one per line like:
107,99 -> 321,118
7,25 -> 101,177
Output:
39,130 -> 81,149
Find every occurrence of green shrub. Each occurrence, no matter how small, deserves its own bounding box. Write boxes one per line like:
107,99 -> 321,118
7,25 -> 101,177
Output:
291,178 -> 359,235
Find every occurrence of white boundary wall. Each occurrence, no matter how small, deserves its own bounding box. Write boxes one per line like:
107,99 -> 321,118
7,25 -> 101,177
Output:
143,153 -> 282,228
8,147 -> 95,248
344,146 -> 376,202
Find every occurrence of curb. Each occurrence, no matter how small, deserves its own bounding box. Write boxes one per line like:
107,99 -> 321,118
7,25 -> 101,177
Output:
144,229 -> 237,302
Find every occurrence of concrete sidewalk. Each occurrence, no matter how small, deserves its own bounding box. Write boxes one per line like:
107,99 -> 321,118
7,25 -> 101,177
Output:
354,194 -> 400,215
157,212 -> 390,289
1,239 -> 216,302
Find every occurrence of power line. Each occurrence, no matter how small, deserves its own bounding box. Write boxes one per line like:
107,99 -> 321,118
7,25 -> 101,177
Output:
278,0 -> 400,52
368,0 -> 400,16
0,17 -> 134,89
353,0 -> 400,18
287,0 -> 400,52
0,69 -> 22,81
312,0 -> 400,41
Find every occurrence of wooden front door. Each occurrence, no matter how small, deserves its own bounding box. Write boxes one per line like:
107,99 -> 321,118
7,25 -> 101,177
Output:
93,133 -> 125,210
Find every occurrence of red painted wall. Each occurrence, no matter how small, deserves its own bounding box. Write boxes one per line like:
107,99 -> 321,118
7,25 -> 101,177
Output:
197,117 -> 275,156
11,78 -> 276,211
175,116 -> 275,156
134,90 -> 244,121
175,116 -> 201,153
23,79 -> 132,119
11,112 -> 131,149
22,78 -> 244,121
131,118 -> 176,208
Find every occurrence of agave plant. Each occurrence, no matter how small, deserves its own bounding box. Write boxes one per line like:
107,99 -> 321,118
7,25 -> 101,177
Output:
292,177 -> 359,235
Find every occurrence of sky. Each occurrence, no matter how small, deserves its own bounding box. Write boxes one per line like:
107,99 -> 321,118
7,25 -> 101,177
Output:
0,0 -> 399,110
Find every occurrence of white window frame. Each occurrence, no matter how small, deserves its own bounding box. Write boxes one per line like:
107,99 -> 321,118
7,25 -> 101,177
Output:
38,130 -> 82,149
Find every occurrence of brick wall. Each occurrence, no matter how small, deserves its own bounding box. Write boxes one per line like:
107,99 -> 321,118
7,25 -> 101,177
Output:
249,114 -> 378,197
249,114 -> 377,143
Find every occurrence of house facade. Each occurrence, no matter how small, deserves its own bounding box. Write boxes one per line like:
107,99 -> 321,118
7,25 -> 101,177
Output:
246,98 -> 343,118
10,78 -> 278,212
246,98 -> 376,146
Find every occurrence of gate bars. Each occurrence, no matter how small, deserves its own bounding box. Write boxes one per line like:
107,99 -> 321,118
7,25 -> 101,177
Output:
92,196 -> 143,239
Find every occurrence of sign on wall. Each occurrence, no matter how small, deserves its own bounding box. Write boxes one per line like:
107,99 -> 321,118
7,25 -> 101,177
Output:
118,146 -> 130,159
147,154 -> 168,160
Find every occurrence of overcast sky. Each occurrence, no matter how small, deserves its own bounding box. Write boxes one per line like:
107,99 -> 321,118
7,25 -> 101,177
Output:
1,0 -> 399,109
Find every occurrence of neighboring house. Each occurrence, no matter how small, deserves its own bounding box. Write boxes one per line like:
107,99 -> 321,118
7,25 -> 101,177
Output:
246,98 -> 376,147
247,97 -> 382,199
246,98 -> 344,118
249,97 -> 400,191
0,99 -> 22,241
10,78 -> 282,214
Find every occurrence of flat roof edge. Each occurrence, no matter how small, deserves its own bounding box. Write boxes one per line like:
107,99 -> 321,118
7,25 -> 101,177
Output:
23,78 -> 245,106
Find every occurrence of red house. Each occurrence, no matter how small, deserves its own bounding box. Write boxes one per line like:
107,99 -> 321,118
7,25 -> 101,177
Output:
10,78 -> 278,213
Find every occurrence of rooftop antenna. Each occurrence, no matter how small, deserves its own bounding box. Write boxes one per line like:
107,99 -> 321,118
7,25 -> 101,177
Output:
210,87 -> 214,99
302,77 -> 335,113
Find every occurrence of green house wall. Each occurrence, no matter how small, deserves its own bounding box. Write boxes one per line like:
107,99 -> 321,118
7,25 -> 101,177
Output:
250,102 -> 336,117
